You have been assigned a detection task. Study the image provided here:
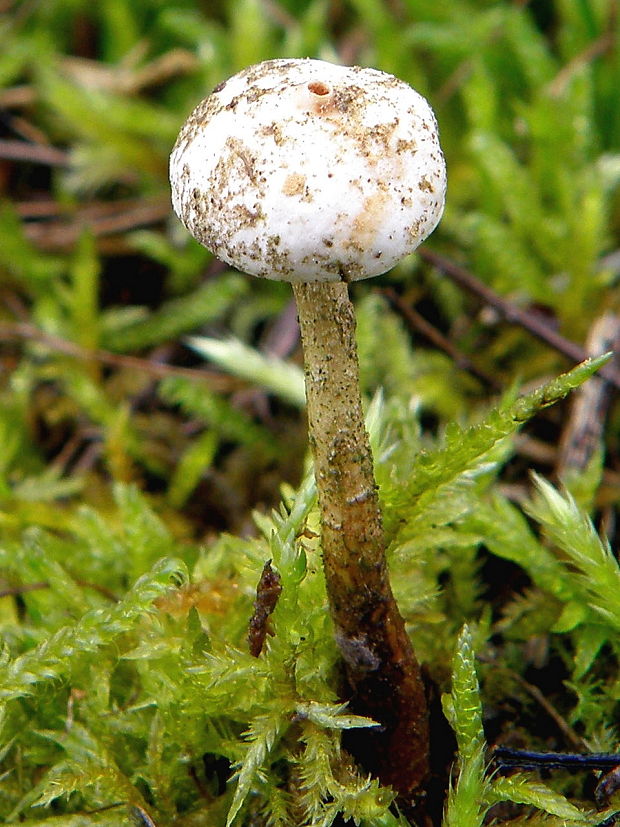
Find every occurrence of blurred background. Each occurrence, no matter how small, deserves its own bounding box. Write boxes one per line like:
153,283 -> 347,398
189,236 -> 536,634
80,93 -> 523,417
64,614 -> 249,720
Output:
1,0 -> 619,540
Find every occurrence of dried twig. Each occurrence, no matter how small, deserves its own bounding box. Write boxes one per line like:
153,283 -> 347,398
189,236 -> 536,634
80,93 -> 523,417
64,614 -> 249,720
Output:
0,85 -> 36,108
22,198 -> 170,251
0,578 -> 117,602
479,654 -> 586,752
60,49 -> 199,95
419,248 -> 620,390
557,313 -> 620,477
381,286 -> 499,388
0,582 -> 48,598
548,30 -> 616,98
0,321 -> 237,390
0,139 -> 69,167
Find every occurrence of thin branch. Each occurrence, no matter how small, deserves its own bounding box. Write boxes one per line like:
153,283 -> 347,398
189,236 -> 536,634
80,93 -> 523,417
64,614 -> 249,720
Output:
381,286 -> 500,388
419,248 -> 620,391
0,578 -> 117,602
23,199 -> 170,251
0,139 -> 69,167
493,747 -> 620,771
0,85 -> 36,108
479,654 -> 586,751
60,49 -> 199,95
0,322 -> 237,390
0,582 -> 48,598
548,30 -> 616,98
557,313 -> 620,477
74,577 -> 119,603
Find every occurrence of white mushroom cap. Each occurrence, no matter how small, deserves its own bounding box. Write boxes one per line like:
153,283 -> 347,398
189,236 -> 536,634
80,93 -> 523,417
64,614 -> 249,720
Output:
170,58 -> 446,282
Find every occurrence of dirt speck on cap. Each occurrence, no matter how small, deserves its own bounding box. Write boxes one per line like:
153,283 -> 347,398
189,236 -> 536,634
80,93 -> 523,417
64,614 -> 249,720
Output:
351,190 -> 389,251
282,172 -> 307,197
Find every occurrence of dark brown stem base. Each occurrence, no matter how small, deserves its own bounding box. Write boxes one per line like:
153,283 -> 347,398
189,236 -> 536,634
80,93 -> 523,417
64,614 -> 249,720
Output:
292,281 -> 430,809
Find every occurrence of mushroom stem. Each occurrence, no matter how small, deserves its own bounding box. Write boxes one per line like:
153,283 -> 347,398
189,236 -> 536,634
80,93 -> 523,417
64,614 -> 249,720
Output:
292,280 -> 430,803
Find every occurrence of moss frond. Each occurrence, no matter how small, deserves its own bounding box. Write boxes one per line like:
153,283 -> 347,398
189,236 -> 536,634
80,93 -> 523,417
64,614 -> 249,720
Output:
488,775 -> 592,822
442,625 -> 488,827
385,356 -> 609,543
158,376 -> 279,459
226,715 -> 283,827
0,558 -> 187,703
102,275 -> 247,352
186,336 -> 306,409
526,475 -> 620,631
295,723 -> 394,827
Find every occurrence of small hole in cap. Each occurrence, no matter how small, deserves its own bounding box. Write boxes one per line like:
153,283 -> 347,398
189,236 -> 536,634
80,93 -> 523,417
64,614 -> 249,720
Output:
308,81 -> 330,96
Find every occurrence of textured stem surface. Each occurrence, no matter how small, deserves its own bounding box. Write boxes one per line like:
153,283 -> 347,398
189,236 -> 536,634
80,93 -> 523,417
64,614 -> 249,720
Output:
292,280 -> 430,804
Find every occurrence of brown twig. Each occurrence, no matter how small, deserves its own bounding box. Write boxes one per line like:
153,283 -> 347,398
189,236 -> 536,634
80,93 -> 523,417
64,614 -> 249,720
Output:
0,578 -> 117,602
70,441 -> 103,476
479,654 -> 587,752
511,670 -> 587,752
548,30 -> 616,98
74,577 -> 119,603
2,110 -> 51,145
0,85 -> 36,108
14,200 -> 66,219
381,286 -> 500,388
0,139 -> 69,167
0,321 -> 237,390
557,313 -> 620,478
60,49 -> 199,95
419,249 -> 620,390
0,582 -> 48,598
22,198 -> 170,251
15,196 -> 160,220
259,0 -> 297,29
261,299 -> 300,359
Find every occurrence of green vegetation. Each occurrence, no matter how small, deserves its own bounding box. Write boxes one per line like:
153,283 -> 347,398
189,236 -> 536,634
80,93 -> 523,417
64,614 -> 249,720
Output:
1,0 -> 620,824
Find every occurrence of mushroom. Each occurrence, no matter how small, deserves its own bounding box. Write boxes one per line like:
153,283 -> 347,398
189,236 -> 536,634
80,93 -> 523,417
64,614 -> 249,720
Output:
170,58 -> 446,805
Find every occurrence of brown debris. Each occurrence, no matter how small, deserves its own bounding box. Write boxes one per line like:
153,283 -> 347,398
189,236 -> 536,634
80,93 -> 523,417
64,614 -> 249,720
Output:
557,312 -> 620,478
419,248 -> 620,391
248,560 -> 282,657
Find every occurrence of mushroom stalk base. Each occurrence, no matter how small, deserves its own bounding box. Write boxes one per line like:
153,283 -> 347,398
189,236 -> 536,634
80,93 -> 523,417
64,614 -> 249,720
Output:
292,281 -> 430,804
